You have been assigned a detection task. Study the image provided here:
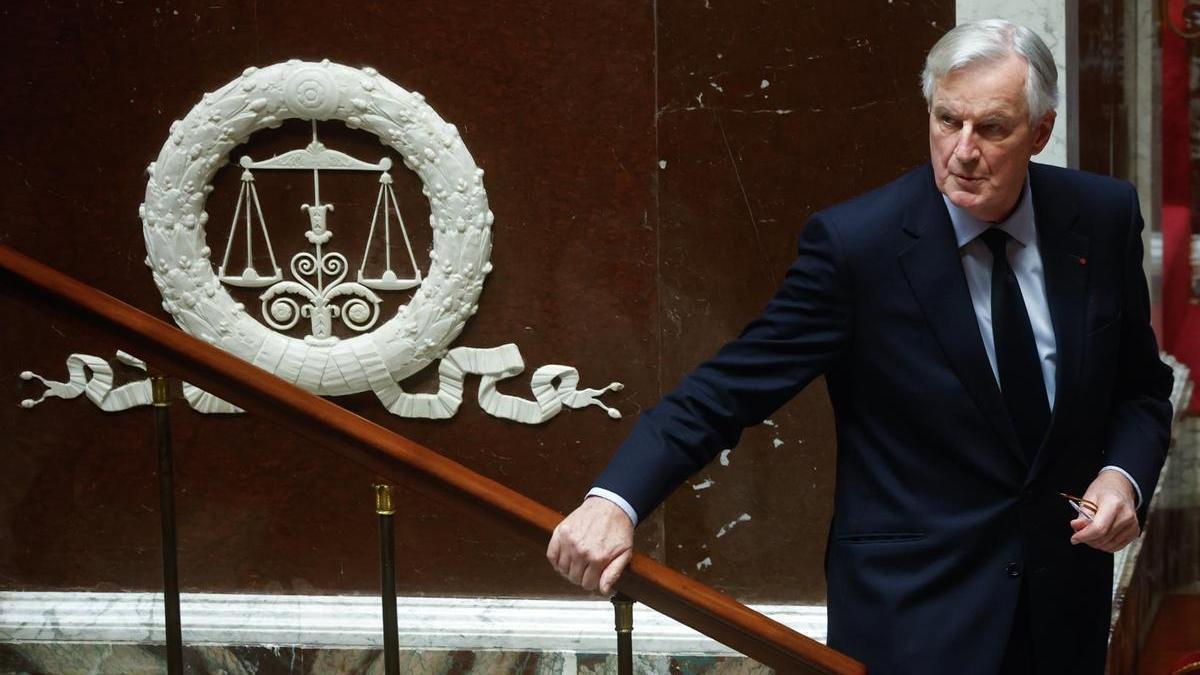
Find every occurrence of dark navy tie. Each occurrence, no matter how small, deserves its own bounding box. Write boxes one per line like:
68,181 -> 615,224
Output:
981,228 -> 1050,463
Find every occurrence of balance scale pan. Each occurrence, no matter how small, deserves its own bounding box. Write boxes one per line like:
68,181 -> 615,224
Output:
219,267 -> 284,288
358,270 -> 421,291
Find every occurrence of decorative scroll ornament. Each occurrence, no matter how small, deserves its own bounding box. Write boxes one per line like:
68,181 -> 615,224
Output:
20,60 -> 622,423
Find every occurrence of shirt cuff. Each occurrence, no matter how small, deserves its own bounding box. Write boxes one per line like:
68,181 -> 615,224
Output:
1100,465 -> 1143,509
585,487 -> 639,527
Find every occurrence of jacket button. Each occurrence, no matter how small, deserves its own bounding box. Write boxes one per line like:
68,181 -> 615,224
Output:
1005,563 -> 1022,577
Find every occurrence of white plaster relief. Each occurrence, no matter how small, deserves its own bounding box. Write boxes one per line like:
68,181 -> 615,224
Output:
19,352 -> 152,411
19,60 -> 622,424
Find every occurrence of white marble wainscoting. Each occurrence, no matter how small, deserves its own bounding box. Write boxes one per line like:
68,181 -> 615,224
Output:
0,592 -> 827,654
0,593 -> 825,673
956,0 -> 1075,169
1158,355 -> 1197,511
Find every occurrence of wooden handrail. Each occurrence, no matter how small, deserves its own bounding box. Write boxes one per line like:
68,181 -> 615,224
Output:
0,243 -> 865,675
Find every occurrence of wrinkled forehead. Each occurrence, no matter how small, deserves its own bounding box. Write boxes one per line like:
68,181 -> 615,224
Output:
930,55 -> 1030,117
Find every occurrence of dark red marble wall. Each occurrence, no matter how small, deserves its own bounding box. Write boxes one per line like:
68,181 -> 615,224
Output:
0,1 -> 951,602
1076,0 -> 1130,179
652,1 -> 949,601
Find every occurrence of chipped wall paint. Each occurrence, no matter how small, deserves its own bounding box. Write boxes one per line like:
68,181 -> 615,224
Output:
715,513 -> 752,538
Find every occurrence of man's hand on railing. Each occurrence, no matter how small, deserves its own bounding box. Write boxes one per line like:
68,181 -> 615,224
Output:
547,496 -> 634,594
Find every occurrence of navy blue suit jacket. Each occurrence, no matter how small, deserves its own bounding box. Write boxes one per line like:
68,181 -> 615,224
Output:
594,162 -> 1174,674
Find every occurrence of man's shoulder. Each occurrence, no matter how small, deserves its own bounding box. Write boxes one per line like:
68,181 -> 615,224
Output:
807,163 -> 935,246
818,163 -> 933,221
1029,162 -> 1136,206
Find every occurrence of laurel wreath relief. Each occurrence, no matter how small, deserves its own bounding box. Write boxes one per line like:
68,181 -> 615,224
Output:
21,60 -> 622,424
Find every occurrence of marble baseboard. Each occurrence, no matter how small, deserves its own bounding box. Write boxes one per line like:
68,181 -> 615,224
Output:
0,592 -> 810,672
0,643 -> 562,674
0,591 -> 826,656
0,643 -> 772,675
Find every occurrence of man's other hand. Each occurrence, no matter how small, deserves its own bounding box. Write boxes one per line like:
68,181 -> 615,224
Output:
547,497 -> 634,594
1069,471 -> 1140,553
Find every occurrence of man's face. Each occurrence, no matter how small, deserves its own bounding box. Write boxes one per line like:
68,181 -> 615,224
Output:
928,53 -> 1055,222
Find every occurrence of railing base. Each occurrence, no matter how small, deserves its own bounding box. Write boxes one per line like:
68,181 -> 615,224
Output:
0,641 -> 777,674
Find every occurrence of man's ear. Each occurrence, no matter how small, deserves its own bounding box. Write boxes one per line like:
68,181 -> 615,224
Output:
1030,110 -> 1056,155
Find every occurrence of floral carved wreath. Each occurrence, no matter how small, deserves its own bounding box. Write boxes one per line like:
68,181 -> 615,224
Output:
20,60 -> 622,424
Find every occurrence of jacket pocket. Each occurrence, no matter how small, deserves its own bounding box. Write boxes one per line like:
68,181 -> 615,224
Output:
834,532 -> 927,545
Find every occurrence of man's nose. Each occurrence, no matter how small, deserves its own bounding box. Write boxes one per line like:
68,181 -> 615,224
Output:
953,127 -> 980,163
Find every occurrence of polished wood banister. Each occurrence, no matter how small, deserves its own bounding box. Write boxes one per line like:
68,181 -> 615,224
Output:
0,243 -> 865,675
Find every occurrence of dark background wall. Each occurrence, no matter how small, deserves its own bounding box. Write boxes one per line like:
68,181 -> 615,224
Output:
1077,0 -> 1130,179
0,1 -> 950,603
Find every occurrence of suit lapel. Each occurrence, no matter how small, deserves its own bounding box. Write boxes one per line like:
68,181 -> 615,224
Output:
1026,163 -> 1089,483
897,166 -> 1024,461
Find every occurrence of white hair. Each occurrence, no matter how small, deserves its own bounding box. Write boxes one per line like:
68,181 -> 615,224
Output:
921,19 -> 1059,123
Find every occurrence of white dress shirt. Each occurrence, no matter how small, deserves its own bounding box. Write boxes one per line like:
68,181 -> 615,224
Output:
945,180 -> 1141,506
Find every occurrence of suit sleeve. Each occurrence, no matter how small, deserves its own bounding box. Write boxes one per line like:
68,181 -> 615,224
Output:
1104,184 -> 1175,525
592,215 -> 855,522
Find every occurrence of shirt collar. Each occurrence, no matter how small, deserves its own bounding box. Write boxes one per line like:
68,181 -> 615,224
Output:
943,176 -> 1036,249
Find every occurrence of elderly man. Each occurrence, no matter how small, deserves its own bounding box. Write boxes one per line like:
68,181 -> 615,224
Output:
547,19 -> 1173,675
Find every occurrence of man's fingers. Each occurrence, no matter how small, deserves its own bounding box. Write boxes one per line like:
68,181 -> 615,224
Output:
546,530 -> 562,569
546,497 -> 635,592
566,555 -> 587,586
1072,471 -> 1140,551
1100,519 -> 1140,552
580,549 -> 612,591
1093,521 -> 1126,550
552,529 -> 575,577
599,549 -> 633,596
580,545 -> 628,591
1071,500 -> 1139,551
579,563 -> 601,592
1071,501 -> 1115,544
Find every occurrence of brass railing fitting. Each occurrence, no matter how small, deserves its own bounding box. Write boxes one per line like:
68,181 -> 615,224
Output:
374,484 -> 396,515
612,593 -> 634,633
151,376 -> 171,407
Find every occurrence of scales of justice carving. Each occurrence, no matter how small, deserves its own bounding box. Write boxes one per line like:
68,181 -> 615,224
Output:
218,121 -> 423,344
20,59 -> 623,424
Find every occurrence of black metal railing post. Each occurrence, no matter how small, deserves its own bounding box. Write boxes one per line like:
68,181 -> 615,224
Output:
375,484 -> 400,675
152,375 -> 183,675
612,592 -> 634,675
